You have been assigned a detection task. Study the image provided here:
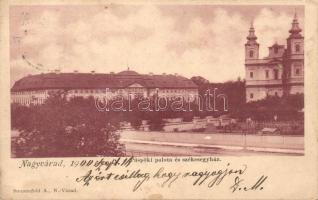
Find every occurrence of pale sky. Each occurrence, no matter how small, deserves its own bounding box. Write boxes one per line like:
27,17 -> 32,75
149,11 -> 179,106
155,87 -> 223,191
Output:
10,5 -> 304,86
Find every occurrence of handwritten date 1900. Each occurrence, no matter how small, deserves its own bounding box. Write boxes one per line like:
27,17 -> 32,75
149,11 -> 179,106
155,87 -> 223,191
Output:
230,175 -> 267,193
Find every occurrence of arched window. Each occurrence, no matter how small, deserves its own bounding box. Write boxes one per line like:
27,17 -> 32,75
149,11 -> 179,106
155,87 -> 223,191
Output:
295,44 -> 300,52
249,50 -> 254,58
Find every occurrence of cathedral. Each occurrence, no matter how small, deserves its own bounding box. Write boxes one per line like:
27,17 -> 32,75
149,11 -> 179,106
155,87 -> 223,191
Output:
245,13 -> 304,102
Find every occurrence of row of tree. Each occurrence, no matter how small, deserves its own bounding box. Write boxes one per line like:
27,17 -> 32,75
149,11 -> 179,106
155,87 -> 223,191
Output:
11,79 -> 304,157
192,76 -> 303,121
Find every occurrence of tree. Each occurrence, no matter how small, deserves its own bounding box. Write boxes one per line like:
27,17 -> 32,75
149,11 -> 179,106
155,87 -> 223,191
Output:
147,111 -> 164,131
12,91 -> 124,157
232,94 -> 304,121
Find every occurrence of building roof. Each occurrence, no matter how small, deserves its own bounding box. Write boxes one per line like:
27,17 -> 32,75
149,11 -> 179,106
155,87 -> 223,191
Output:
11,71 -> 198,91
245,57 -> 283,66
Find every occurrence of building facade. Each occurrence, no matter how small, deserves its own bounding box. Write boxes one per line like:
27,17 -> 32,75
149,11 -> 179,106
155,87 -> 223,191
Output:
245,13 -> 304,102
11,70 -> 199,106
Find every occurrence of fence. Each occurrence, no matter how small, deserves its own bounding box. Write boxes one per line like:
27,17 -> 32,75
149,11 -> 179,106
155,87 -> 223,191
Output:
204,120 -> 303,135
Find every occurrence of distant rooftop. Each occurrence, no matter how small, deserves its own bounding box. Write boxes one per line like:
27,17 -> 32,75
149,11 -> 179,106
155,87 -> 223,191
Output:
117,70 -> 140,75
11,70 -> 198,91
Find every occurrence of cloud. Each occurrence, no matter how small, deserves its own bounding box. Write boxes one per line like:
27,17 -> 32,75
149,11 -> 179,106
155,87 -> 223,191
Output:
21,10 -> 61,45
254,8 -> 302,57
10,5 -> 302,87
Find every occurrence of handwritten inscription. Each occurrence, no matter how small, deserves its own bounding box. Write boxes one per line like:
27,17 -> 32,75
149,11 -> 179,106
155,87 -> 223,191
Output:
72,158 -> 265,192
18,157 -> 267,193
230,175 -> 268,193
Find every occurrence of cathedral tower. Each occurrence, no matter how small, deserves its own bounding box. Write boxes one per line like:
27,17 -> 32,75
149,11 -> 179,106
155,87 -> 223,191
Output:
287,12 -> 304,56
245,22 -> 259,61
285,12 -> 304,95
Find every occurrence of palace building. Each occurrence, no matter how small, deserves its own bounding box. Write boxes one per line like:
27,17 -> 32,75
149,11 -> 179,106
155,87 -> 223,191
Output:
245,13 -> 304,102
11,69 -> 198,106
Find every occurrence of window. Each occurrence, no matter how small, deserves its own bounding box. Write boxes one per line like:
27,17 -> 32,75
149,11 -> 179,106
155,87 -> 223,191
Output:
275,92 -> 278,96
294,63 -> 302,76
295,44 -> 300,52
250,72 -> 254,78
250,93 -> 254,99
274,47 -> 279,54
295,68 -> 300,75
274,69 -> 279,80
265,70 -> 269,78
249,50 -> 254,58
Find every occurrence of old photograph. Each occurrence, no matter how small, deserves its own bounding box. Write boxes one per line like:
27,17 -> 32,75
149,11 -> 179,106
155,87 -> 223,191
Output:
10,4 -> 304,158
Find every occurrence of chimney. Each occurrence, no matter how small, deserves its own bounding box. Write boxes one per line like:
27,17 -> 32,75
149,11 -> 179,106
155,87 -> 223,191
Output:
91,70 -> 95,74
73,70 -> 78,73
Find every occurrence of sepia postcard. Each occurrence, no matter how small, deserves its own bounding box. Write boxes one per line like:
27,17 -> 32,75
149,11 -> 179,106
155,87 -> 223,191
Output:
0,0 -> 318,199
